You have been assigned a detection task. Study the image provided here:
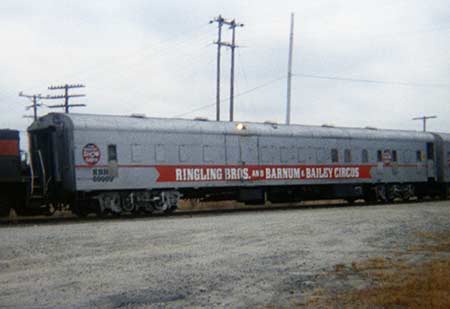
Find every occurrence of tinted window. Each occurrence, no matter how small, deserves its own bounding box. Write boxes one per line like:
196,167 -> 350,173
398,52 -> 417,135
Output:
392,150 -> 398,162
416,150 -> 422,162
344,149 -> 352,163
331,149 -> 338,163
377,150 -> 382,162
108,145 -> 117,162
362,149 -> 369,163
427,143 -> 434,160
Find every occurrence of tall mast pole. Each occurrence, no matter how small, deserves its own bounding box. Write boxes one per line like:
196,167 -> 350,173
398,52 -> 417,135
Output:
286,13 -> 295,125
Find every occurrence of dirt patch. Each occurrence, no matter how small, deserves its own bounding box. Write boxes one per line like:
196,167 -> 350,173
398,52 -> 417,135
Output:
299,231 -> 450,308
178,199 -> 346,211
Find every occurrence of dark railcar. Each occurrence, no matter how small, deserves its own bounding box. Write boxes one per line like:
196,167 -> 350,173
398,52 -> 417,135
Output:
0,130 -> 27,215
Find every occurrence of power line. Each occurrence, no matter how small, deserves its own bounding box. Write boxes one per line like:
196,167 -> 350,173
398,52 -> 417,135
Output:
175,76 -> 286,118
295,73 -> 450,88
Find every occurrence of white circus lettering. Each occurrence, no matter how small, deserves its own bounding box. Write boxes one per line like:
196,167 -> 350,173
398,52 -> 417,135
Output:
175,168 -> 223,181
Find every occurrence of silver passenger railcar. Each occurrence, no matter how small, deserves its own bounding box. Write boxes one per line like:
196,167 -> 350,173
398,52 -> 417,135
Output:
27,113 -> 446,216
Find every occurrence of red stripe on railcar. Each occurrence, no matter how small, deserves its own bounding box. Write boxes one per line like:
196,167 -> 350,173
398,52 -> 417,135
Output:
0,140 -> 19,156
154,164 -> 374,182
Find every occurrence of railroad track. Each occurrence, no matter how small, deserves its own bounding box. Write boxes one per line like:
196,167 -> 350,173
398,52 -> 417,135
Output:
1,197 -> 444,227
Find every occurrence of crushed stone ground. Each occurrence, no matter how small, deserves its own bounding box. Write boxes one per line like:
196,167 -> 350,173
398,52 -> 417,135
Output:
0,201 -> 449,307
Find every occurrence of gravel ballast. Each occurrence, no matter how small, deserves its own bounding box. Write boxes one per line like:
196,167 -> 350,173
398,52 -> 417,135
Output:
0,201 -> 449,307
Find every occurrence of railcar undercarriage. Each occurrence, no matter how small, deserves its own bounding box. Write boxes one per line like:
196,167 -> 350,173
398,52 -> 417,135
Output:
71,190 -> 181,217
2,183 -> 449,218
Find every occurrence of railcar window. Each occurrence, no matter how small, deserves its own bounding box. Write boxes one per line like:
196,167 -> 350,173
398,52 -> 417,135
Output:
403,150 -> 412,163
280,146 -> 289,163
362,149 -> 369,163
131,144 -> 143,162
156,144 -> 165,162
426,143 -> 434,160
392,150 -> 398,162
331,149 -> 338,163
261,146 -> 274,163
316,149 -> 326,163
297,148 -> 306,163
344,149 -> 352,163
377,150 -> 382,162
179,145 -> 188,162
416,150 -> 422,162
108,145 -> 117,162
203,145 -> 223,163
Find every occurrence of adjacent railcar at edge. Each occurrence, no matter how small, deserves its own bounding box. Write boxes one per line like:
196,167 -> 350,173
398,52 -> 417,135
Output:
22,112 -> 450,216
0,130 -> 27,216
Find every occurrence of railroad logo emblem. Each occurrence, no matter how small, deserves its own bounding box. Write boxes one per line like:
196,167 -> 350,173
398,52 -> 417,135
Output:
82,143 -> 101,165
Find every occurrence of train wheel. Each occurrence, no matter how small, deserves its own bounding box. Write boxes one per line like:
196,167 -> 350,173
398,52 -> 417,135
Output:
121,193 -> 135,213
375,185 -> 388,203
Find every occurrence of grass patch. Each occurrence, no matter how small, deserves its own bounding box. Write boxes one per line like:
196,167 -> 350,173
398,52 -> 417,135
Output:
300,230 -> 450,308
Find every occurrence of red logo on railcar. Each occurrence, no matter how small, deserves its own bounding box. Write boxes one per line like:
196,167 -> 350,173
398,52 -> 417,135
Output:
82,143 -> 101,165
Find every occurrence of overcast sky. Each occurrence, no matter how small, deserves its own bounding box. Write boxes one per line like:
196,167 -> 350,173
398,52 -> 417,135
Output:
1,0 -> 449,139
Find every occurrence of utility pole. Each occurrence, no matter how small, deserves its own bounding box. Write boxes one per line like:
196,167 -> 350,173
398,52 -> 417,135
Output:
228,20 -> 244,122
19,92 -> 43,121
412,115 -> 437,132
46,84 -> 86,113
210,15 -> 225,121
210,15 -> 243,122
286,13 -> 295,125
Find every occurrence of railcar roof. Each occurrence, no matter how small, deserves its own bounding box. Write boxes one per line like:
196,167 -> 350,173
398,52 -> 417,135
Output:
31,113 -> 434,142
433,132 -> 450,143
0,129 -> 19,140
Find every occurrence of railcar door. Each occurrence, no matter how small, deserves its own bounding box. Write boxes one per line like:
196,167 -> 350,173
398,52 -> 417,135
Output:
426,142 -> 436,180
29,127 -> 62,198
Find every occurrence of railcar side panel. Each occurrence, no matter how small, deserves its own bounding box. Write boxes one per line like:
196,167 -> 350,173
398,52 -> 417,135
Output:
72,128 -> 434,192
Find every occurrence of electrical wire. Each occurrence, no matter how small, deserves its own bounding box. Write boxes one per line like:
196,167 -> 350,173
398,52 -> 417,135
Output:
174,76 -> 286,118
294,73 -> 450,88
